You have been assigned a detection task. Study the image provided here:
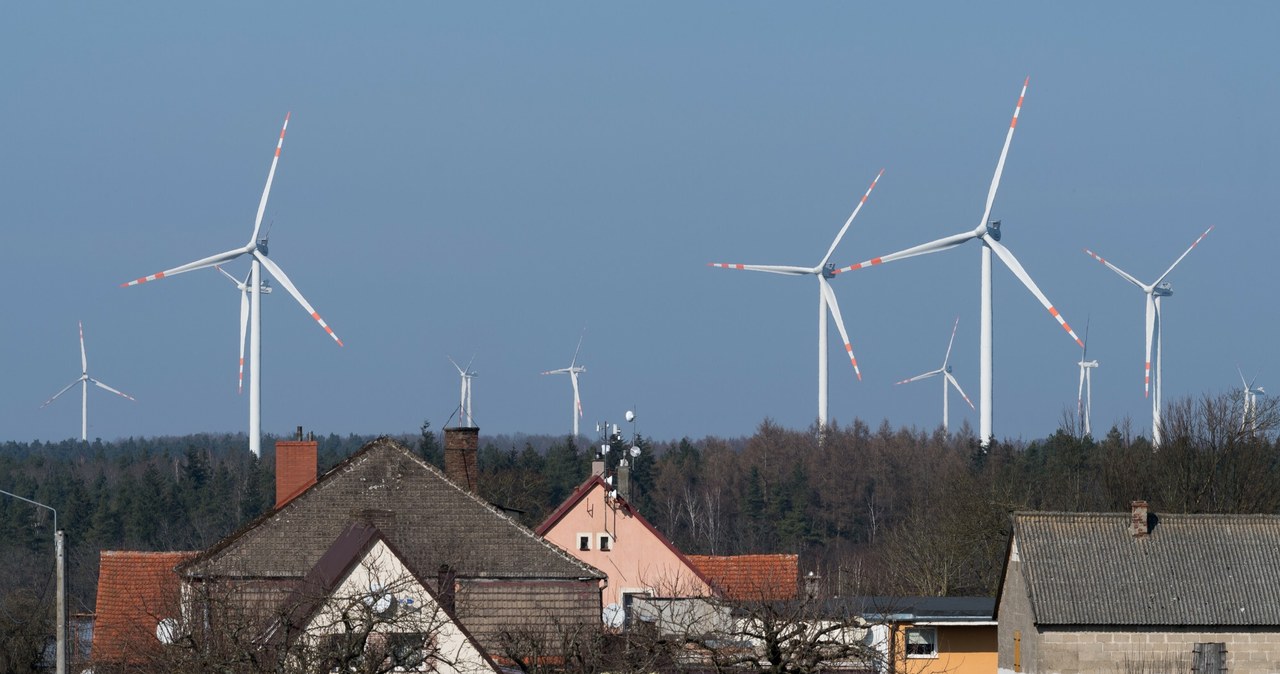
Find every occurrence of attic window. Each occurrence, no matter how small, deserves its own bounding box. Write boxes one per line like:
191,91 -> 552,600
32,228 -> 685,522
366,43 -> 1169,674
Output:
599,534 -> 612,552
578,535 -> 590,551
905,627 -> 937,658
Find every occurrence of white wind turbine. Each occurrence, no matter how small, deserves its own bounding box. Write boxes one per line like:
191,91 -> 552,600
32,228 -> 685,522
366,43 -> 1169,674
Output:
709,170 -> 883,427
542,335 -> 586,437
1082,226 -> 1213,446
449,356 -> 478,428
122,114 -> 342,457
1077,319 -> 1098,438
834,79 -> 1083,445
1238,367 -> 1265,435
41,321 -> 136,442
895,316 -> 974,432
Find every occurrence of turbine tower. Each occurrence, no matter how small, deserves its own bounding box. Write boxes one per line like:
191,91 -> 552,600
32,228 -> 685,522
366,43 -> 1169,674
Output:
123,114 -> 342,457
213,263 -> 271,394
450,356 -> 478,428
542,334 -> 586,437
41,321 -> 135,441
835,79 -> 1083,445
1083,226 -> 1213,446
1077,320 -> 1098,438
709,170 -> 883,426
895,316 -> 974,432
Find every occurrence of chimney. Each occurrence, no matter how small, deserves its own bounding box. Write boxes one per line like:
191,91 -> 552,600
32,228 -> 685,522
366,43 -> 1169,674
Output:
1130,500 -> 1150,538
444,427 -> 479,492
804,571 -> 822,600
616,460 -> 631,501
591,458 -> 606,477
276,426 -> 318,509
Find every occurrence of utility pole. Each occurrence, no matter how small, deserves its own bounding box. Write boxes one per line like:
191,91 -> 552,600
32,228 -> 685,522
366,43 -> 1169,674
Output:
0,488 -> 64,674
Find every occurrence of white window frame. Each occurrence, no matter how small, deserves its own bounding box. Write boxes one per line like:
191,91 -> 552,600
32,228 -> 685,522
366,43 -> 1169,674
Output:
904,626 -> 938,659
577,533 -> 592,551
598,533 -> 614,552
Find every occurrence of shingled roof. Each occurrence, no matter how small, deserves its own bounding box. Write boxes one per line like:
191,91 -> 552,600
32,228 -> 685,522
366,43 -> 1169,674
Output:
93,550 -> 198,664
179,437 -> 602,583
687,554 -> 799,601
1003,512 -> 1280,626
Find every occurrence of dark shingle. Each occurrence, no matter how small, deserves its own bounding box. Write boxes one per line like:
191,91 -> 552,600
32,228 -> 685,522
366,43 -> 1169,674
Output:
1013,512 -> 1280,626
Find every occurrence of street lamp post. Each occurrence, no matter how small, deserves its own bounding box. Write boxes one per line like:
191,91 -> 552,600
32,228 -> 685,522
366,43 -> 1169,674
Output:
0,488 -> 65,674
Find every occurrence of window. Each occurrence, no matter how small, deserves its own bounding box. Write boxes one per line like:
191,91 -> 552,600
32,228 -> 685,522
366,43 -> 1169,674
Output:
905,627 -> 937,658
599,534 -> 612,551
578,535 -> 590,551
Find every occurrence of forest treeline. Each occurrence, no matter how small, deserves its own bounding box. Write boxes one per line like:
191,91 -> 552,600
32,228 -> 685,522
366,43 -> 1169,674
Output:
2,392 -> 1278,641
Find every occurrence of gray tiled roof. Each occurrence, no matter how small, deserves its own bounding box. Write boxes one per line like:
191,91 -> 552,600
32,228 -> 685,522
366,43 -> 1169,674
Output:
1012,512 -> 1280,626
181,438 -> 604,582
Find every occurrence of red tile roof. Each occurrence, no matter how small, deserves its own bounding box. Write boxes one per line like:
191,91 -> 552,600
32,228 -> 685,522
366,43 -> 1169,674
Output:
92,550 -> 197,664
687,554 -> 799,602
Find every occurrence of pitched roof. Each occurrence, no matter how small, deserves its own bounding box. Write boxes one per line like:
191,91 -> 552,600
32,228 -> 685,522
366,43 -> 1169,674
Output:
687,554 -> 799,602
92,550 -> 198,664
1005,512 -> 1280,626
180,437 -> 602,582
823,596 -> 995,622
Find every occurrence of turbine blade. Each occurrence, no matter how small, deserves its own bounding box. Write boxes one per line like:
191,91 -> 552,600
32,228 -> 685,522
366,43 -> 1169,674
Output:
41,380 -> 81,408
89,377 -> 135,401
1078,364 -> 1086,414
571,331 -> 585,368
1152,292 -> 1162,399
255,251 -> 343,346
986,238 -> 1084,348
975,78 -> 1028,234
819,169 -> 884,268
121,246 -> 248,287
707,263 -> 812,276
834,231 -> 974,273
942,316 -> 960,368
895,369 -> 943,386
238,284 -> 249,394
449,355 -> 465,375
541,368 -> 570,375
1153,225 -> 1214,286
1081,314 -> 1091,360
570,371 -> 583,418
251,113 -> 290,245
818,276 -> 861,380
214,264 -> 241,286
946,372 -> 976,410
1082,248 -> 1146,289
78,321 -> 87,374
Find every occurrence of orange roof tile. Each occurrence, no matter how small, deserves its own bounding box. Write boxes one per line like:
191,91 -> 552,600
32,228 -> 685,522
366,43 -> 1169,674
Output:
92,550 -> 197,664
687,554 -> 799,602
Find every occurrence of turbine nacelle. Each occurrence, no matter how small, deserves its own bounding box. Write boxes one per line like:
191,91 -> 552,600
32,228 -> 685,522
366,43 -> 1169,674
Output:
1153,282 -> 1173,297
821,263 -> 837,279
984,220 -> 1002,241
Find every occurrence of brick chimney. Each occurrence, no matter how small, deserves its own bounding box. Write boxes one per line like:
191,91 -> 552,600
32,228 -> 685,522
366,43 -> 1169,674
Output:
276,426 -> 318,509
616,459 -> 631,501
444,427 -> 479,492
1130,500 -> 1150,538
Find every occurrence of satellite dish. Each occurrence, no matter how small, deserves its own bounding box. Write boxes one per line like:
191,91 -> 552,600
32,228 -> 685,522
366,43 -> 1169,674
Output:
625,410 -> 636,423
603,602 -> 625,628
630,446 -> 641,458
365,582 -> 396,617
156,617 -> 179,644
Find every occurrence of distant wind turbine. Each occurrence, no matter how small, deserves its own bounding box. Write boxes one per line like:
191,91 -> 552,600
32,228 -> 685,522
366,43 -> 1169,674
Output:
1077,319 -> 1098,438
542,334 -> 586,437
122,114 -> 342,457
895,316 -> 974,432
41,321 -> 135,442
1083,226 -> 1213,446
1238,367 -> 1265,435
709,170 -> 883,427
834,79 -> 1083,445
450,355 -> 478,428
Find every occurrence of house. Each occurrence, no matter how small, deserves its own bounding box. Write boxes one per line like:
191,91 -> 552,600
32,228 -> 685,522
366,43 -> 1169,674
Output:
836,596 -> 996,674
686,553 -> 799,602
91,550 -> 197,666
535,468 -> 714,626
92,430 -> 607,671
996,502 -> 1280,673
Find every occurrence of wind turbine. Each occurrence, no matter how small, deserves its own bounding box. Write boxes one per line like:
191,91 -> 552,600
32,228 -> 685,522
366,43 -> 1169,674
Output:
834,79 -> 1083,445
542,334 -> 586,437
122,114 -> 342,457
213,263 -> 271,394
709,169 -> 883,427
1082,226 -> 1213,446
41,321 -> 135,442
1077,319 -> 1098,438
1238,367 -> 1265,435
449,355 -> 478,428
895,316 -> 974,432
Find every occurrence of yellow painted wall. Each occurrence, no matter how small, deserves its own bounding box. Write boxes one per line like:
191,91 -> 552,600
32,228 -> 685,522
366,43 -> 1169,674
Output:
894,623 -> 997,674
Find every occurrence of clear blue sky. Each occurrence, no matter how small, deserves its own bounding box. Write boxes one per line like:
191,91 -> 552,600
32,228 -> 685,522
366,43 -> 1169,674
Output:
2,3 -> 1275,444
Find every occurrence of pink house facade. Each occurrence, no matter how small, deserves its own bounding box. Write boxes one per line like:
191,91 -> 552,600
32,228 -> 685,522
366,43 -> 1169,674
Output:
536,475 -> 713,624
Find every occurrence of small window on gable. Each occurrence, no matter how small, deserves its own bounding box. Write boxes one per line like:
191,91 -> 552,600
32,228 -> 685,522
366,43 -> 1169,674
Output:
599,534 -> 612,551
905,627 -> 938,658
578,535 -> 590,551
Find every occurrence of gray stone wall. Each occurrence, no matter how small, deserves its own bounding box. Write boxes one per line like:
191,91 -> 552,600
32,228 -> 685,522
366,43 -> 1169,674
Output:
997,551 -> 1041,673
1036,626 -> 1279,674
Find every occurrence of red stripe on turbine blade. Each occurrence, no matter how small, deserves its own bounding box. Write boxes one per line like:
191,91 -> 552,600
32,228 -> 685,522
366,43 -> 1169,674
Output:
1010,117 -> 1018,128
871,257 -> 883,265
1048,307 -> 1059,317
